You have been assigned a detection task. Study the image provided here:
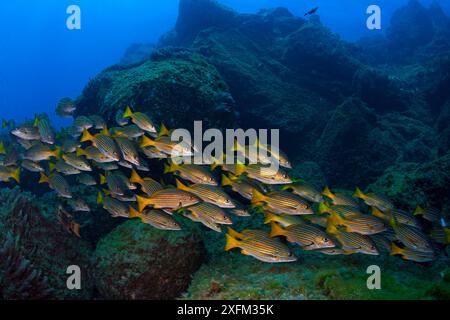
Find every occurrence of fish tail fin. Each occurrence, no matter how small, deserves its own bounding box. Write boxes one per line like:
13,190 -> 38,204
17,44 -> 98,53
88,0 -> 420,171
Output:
1,119 -> 6,129
318,201 -> 330,214
444,228 -> 450,244
224,229 -> 241,251
251,189 -> 266,205
100,127 -> 110,136
11,167 -> 20,184
129,206 -> 143,219
413,206 -> 425,216
123,106 -> 133,118
264,212 -> 275,224
322,186 -> 334,200
175,179 -> 190,191
80,129 -> 94,143
53,146 -> 62,159
33,115 -> 40,127
76,147 -> 86,157
39,172 -> 49,184
388,214 -> 398,229
163,164 -> 172,174
99,174 -> 106,185
221,174 -> 232,187
96,191 -> 104,205
371,207 -> 385,219
353,187 -> 365,200
102,189 -> 111,196
136,195 -> 151,212
130,169 -> 143,185
326,222 -> 339,235
269,222 -> 285,238
227,227 -> 242,239
235,163 -> 246,176
158,123 -> 170,137
390,243 -> 403,256
48,162 -> 56,172
72,223 -> 81,238
140,135 -> 155,148
0,141 -> 5,154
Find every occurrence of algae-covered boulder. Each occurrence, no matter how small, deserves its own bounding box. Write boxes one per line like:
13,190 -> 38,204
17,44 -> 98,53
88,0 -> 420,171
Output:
75,48 -> 237,131
369,152 -> 450,216
93,220 -> 204,300
0,190 -> 94,299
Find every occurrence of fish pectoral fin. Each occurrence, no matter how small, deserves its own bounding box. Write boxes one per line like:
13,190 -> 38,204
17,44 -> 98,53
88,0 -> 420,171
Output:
241,250 -> 250,256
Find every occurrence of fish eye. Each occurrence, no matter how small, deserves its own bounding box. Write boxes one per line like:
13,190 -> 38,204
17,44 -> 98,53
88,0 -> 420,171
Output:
225,199 -> 230,203
324,238 -> 329,243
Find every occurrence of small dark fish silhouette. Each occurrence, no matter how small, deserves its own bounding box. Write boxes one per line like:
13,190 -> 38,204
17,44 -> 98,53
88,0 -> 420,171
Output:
304,7 -> 319,16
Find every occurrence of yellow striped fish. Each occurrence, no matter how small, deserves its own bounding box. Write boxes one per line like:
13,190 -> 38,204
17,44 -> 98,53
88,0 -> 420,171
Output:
130,170 -> 163,196
225,228 -> 296,263
34,116 -> 55,145
164,162 -> 217,186
235,163 -> 292,185
390,243 -> 435,262
24,144 -> 61,161
114,137 -> 140,166
97,192 -> 130,218
252,189 -> 314,215
353,187 -> 394,212
322,186 -> 359,207
123,106 -> 157,133
327,223 -> 379,255
413,206 -> 441,222
39,172 -> 72,198
282,181 -> 323,203
270,223 -> 336,250
136,188 -> 200,211
263,212 -> 304,227
327,212 -> 387,235
221,173 -> 261,201
371,207 -> 420,228
80,129 -> 120,161
182,202 -> 233,225
129,207 -> 181,230
21,160 -> 44,173
176,179 -> 236,208
62,153 -> 92,171
390,218 -> 433,252
76,146 -> 116,163
49,160 -> 81,175
184,212 -> 222,233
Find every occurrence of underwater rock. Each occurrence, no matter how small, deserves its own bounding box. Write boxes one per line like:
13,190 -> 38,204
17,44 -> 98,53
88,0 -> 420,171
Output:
0,191 -> 94,299
120,43 -> 155,66
437,100 -> 450,156
75,48 -> 237,131
161,0 -> 237,47
93,220 -> 204,300
370,151 -> 450,216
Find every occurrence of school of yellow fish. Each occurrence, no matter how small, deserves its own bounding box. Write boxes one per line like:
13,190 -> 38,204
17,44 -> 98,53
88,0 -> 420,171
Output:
0,102 -> 449,264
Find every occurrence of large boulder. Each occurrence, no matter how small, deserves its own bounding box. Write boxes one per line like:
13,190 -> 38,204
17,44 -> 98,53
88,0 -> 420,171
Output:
93,220 -> 205,300
0,190 -> 94,299
75,48 -> 237,131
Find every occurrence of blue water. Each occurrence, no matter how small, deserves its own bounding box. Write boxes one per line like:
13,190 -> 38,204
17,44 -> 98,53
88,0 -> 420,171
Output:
1,0 -> 449,129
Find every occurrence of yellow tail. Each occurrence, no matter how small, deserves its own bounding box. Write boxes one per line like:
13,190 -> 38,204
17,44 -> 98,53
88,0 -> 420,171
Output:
371,207 -> 386,219
269,222 -> 286,238
318,201 -> 331,214
221,174 -> 233,187
100,127 -> 110,136
140,135 -> 155,148
413,206 -> 425,216
39,172 -> 49,184
81,129 -> 94,143
235,163 -> 247,176
158,123 -> 171,137
224,232 -> 241,251
251,189 -> 266,205
353,187 -> 365,200
130,170 -> 143,185
390,243 -> 403,256
136,195 -> 152,212
0,141 -> 5,155
99,174 -> 106,185
264,212 -> 276,224
72,223 -> 81,238
444,228 -> 450,244
175,179 -> 190,192
96,191 -> 104,205
129,206 -> 143,219
10,167 -> 20,184
76,147 -> 86,157
123,106 -> 134,118
52,146 -> 62,159
322,186 -> 335,200
48,162 -> 56,172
